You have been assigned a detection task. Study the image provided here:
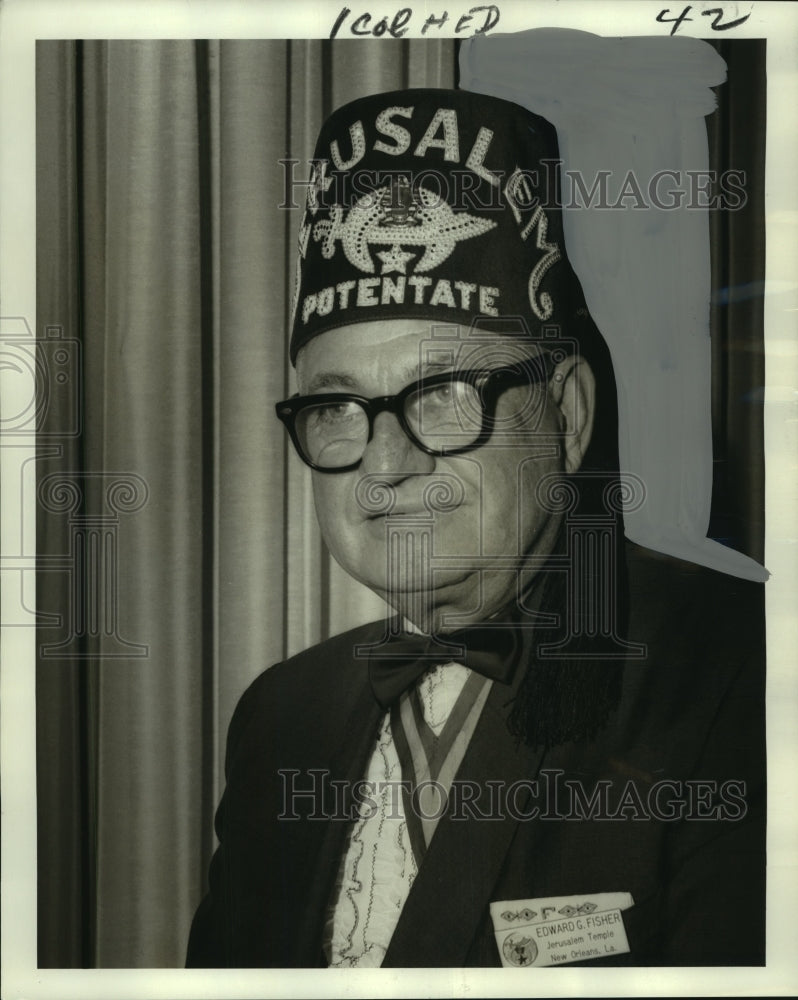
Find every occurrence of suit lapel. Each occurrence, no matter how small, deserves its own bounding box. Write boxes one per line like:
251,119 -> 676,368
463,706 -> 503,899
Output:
287,667 -> 384,965
383,678 -> 548,967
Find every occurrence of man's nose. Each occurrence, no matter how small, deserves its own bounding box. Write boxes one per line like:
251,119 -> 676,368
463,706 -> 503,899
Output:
358,411 -> 435,479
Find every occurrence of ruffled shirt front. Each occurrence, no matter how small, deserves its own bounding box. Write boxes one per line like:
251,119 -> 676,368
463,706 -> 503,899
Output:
324,662 -> 476,968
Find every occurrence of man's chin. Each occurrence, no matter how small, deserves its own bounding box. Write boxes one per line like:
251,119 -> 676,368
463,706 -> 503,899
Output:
360,570 -> 488,632
355,567 -> 473,598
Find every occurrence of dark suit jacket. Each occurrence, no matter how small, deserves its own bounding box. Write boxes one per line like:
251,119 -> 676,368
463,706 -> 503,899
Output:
186,543 -> 766,967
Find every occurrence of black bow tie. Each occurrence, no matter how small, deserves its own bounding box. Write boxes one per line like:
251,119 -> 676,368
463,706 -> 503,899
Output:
367,624 -> 523,709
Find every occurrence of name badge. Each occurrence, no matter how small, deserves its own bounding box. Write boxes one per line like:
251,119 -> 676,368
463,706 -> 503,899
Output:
489,891 -> 634,967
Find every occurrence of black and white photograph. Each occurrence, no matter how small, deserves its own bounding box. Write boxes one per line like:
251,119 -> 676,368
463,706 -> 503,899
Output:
2,1 -> 797,997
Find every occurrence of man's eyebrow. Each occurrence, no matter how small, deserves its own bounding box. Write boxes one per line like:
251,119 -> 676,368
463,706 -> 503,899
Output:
399,359 -> 455,382
304,371 -> 360,393
305,360 -> 455,395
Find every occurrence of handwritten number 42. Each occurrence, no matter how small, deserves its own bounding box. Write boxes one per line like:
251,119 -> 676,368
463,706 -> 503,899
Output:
656,6 -> 751,35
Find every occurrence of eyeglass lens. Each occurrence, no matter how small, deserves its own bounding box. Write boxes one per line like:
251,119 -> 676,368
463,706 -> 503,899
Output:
296,401 -> 370,468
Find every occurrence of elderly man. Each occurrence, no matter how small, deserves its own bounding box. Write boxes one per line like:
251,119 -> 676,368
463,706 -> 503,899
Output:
186,89 -> 765,968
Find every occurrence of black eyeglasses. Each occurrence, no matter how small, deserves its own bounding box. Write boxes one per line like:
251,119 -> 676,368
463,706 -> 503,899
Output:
275,354 -> 553,473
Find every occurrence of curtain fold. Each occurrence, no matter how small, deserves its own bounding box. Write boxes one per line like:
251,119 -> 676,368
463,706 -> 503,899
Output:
36,37 -> 455,968
36,38 -> 88,969
706,40 -> 766,564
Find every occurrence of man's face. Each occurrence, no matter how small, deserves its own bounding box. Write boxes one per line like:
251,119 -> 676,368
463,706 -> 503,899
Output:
295,319 -> 594,631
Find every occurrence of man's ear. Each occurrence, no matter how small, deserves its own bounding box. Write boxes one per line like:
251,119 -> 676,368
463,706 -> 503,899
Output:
549,354 -> 596,474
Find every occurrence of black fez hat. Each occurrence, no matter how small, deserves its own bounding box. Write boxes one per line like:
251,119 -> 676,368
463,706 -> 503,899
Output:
289,88 -> 602,366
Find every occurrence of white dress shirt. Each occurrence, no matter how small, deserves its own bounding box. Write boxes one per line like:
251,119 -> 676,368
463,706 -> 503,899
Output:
324,662 -> 475,968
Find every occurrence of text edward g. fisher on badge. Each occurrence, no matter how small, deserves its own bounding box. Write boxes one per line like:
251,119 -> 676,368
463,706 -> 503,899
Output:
490,893 -> 633,968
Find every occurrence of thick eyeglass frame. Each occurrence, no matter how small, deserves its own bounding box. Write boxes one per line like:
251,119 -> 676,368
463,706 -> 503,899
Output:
275,353 -> 554,473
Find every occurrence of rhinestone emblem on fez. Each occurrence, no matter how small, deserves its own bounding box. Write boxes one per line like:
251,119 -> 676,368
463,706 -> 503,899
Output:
312,176 -> 497,275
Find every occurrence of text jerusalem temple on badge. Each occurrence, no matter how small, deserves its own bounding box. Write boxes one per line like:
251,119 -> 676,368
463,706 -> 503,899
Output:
186,60 -> 767,969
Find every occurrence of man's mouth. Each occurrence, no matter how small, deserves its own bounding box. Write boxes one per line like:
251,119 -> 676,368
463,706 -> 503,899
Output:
366,507 -> 427,518
355,473 -> 468,520
364,502 -> 464,521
